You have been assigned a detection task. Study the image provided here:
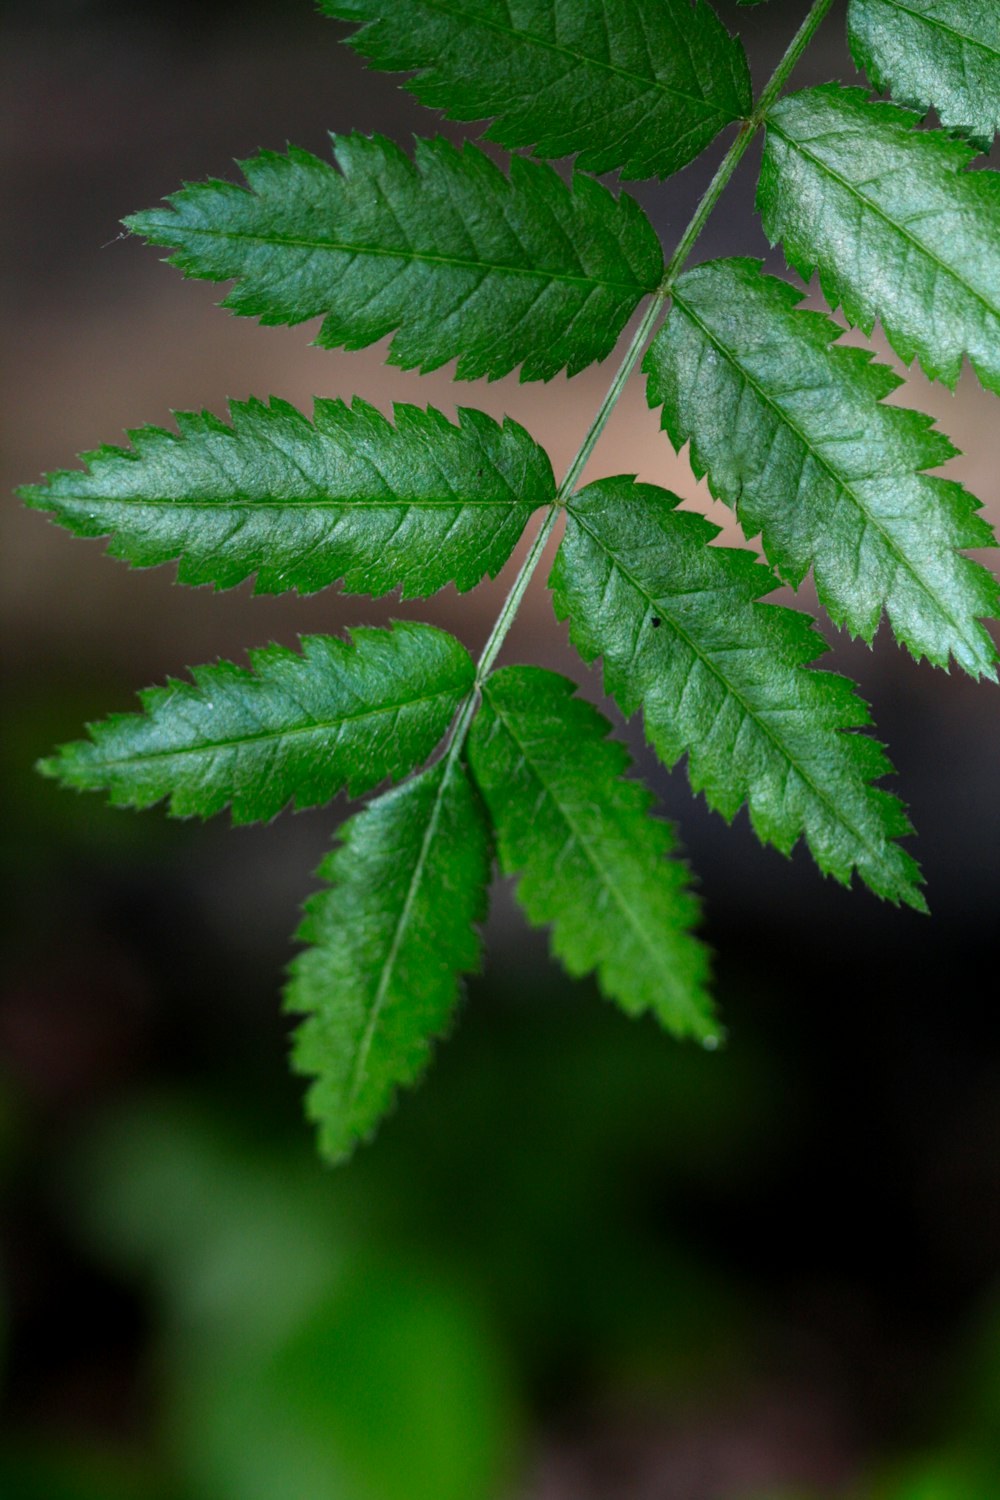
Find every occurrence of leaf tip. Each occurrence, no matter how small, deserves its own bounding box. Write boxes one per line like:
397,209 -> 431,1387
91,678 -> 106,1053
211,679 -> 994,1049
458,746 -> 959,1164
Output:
35,754 -> 62,782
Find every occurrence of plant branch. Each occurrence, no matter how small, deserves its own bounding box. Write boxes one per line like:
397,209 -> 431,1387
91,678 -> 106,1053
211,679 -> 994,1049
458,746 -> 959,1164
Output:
662,0 -> 836,288
438,0 -> 837,769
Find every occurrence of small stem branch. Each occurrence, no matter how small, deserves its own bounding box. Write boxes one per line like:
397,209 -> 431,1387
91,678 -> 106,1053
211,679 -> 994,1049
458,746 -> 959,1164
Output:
475,506 -> 561,687
661,121 -> 755,291
662,0 -> 836,291
753,0 -> 837,120
436,0 -> 835,770
557,290 -> 670,502
437,503 -> 560,770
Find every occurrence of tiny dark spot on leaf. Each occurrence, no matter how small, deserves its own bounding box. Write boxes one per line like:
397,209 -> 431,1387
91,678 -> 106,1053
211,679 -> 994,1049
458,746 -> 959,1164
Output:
651,617 -> 661,628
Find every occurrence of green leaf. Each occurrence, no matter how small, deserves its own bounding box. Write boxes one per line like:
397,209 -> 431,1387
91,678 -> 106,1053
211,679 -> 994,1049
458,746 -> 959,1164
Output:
126,135 -> 663,382
39,624 -> 472,823
644,258 -> 1000,677
322,0 -> 751,182
469,665 -> 714,1042
286,760 -> 491,1162
758,84 -> 1000,393
550,478 -> 925,909
849,0 -> 1000,150
19,398 -> 553,598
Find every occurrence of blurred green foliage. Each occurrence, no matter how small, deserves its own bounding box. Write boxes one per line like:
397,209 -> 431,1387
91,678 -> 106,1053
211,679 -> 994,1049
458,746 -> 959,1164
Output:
1,981 -> 998,1498
2,673 -> 999,1498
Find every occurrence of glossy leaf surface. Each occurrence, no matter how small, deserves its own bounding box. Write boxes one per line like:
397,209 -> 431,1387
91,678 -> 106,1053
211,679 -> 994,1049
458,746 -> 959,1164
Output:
322,0 -> 751,181
759,84 -> 1000,393
39,625 -> 473,823
287,760 -> 491,1161
470,665 -> 714,1041
849,0 -> 1000,150
645,258 -> 999,676
127,135 -> 663,382
551,478 -> 925,909
20,398 -> 553,598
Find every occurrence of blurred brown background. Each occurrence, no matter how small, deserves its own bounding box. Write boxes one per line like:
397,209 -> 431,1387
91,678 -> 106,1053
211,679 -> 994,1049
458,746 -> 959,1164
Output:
3,2 -> 1000,1497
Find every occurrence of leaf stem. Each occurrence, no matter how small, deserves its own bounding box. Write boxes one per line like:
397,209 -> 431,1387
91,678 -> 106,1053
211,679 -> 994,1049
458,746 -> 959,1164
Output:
438,0 -> 836,768
753,0 -> 838,121
662,0 -> 836,290
437,504 -> 561,772
557,292 -> 671,502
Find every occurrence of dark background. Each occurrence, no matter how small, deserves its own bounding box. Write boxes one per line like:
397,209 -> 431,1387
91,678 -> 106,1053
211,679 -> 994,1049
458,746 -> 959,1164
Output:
2,2 -> 1000,1496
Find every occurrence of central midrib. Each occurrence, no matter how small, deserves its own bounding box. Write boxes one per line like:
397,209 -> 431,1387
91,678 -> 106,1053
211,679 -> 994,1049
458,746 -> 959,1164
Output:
52,492 -> 533,509
765,115 -> 1000,323
92,682 -> 466,766
671,288 -> 981,655
152,220 -> 652,294
373,0 -> 734,118
487,692 -> 707,1031
569,506 -> 903,884
346,766 -> 455,1112
864,0 -> 1000,60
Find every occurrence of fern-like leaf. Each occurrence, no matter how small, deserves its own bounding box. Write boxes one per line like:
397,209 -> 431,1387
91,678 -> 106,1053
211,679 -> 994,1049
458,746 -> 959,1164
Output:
849,0 -> 1000,150
19,398 -> 553,598
469,665 -> 715,1041
39,624 -> 473,824
644,258 -> 999,676
286,760 -> 490,1161
126,135 -> 663,383
321,0 -> 751,182
550,478 -> 925,909
758,84 -> 1000,393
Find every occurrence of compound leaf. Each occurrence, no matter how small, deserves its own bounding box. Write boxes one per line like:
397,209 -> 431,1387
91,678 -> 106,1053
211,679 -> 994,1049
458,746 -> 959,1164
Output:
758,84 -> 1000,393
645,258 -> 1000,677
39,624 -> 472,824
321,0 -> 751,183
126,134 -> 663,382
551,478 -> 925,909
20,398 -> 553,598
848,0 -> 1000,150
286,759 -> 490,1162
469,665 -> 714,1042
